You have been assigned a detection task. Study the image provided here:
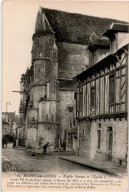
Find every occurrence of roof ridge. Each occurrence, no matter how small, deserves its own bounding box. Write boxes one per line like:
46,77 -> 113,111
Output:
41,7 -> 128,23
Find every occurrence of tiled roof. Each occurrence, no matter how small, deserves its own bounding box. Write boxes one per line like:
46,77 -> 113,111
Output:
41,7 -> 127,44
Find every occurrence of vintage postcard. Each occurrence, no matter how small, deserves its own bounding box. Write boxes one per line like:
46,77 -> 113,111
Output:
2,0 -> 129,192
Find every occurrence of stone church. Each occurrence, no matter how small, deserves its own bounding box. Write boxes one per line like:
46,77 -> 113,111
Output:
19,7 -> 126,150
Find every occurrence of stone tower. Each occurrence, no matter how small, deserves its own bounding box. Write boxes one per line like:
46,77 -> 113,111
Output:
24,7 -> 59,148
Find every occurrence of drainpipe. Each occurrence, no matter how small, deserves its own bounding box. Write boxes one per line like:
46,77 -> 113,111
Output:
58,125 -> 61,152
76,120 -> 80,157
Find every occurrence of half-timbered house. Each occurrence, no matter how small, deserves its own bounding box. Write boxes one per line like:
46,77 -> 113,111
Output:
75,23 -> 129,168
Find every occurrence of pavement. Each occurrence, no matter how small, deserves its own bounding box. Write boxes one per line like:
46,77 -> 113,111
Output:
15,146 -> 76,156
59,155 -> 128,178
16,146 -> 127,177
2,156 -> 16,172
15,146 -> 43,154
2,145 -> 109,176
3,145 -> 127,177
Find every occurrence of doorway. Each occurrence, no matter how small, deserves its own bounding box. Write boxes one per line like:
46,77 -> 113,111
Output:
107,127 -> 113,161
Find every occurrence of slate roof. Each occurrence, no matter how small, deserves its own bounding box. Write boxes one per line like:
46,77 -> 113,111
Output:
41,7 -> 127,44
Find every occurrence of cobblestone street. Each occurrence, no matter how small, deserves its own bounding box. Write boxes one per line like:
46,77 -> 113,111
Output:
2,144 -> 109,176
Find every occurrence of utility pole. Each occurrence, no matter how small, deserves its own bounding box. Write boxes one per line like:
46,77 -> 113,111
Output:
6,102 -> 11,113
6,102 -> 8,113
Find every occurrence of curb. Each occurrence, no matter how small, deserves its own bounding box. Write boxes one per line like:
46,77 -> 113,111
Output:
59,156 -> 118,177
16,147 -> 75,155
16,147 -> 59,155
15,147 -> 42,154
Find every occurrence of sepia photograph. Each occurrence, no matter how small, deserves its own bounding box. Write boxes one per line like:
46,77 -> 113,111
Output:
1,0 -> 129,191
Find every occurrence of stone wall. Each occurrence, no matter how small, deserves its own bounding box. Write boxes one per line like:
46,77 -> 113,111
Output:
31,86 -> 46,108
57,42 -> 89,79
110,32 -> 129,54
47,82 -> 59,100
27,109 -> 38,122
34,59 -> 57,84
79,121 -> 91,158
34,60 -> 46,84
32,35 -> 54,59
117,32 -> 129,50
26,127 -> 37,148
38,124 -> 57,149
32,34 -> 58,83
39,101 -> 57,123
89,48 -> 109,66
79,118 -> 128,168
59,90 -> 76,140
95,48 -> 109,63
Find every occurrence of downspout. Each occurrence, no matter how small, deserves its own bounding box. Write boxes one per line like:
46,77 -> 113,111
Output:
76,120 -> 80,157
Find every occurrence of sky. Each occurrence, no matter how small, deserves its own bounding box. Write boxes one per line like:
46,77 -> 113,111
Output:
2,0 -> 129,114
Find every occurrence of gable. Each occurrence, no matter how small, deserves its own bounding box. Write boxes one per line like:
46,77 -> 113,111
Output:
35,8 -> 54,34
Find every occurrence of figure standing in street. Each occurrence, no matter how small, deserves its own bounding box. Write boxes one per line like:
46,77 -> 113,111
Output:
13,139 -> 17,148
2,137 -> 8,148
43,142 -> 49,154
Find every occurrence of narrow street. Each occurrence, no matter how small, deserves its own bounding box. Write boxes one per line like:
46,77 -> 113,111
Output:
2,144 -> 108,176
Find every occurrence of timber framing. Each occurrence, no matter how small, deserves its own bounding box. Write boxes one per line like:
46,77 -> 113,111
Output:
76,112 -> 127,122
80,64 -> 126,87
76,43 -> 128,120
